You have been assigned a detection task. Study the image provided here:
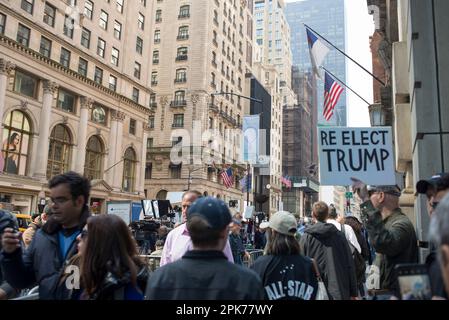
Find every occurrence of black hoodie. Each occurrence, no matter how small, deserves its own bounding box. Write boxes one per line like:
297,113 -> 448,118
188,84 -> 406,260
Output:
299,222 -> 357,300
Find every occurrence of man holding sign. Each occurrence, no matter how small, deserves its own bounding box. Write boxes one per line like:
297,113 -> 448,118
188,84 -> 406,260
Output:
352,178 -> 418,296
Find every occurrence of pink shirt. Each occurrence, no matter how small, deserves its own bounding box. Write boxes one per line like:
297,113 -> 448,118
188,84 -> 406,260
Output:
160,223 -> 234,266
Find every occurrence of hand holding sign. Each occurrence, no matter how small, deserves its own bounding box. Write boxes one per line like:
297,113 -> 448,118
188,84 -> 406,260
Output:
350,177 -> 369,202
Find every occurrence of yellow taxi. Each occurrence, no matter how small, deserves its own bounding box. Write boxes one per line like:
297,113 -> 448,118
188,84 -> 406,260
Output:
15,213 -> 32,232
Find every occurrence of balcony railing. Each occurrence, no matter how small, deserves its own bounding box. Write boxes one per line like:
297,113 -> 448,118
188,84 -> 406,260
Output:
172,123 -> 184,128
208,103 -> 219,113
151,81 -> 158,86
175,55 -> 188,61
150,102 -> 157,108
174,77 -> 187,83
177,35 -> 189,40
178,14 -> 190,19
170,100 -> 187,107
153,59 -> 159,64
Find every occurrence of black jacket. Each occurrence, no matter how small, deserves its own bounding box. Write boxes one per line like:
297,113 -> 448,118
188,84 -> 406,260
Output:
299,222 -> 358,300
146,250 -> 264,300
425,249 -> 448,299
251,255 -> 318,300
0,207 -> 89,300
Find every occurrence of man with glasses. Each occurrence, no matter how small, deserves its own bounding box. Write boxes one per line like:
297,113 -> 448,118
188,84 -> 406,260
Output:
416,173 -> 449,299
1,172 -> 90,299
352,178 -> 418,296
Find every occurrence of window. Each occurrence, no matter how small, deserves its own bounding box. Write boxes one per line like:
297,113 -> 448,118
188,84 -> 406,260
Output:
177,26 -> 189,40
84,0 -> 93,19
91,104 -> 107,125
99,10 -> 108,30
111,47 -> 120,66
179,5 -> 190,18
17,24 -> 31,47
170,162 -> 181,179
39,36 -> 52,58
150,94 -> 157,107
109,75 -> 117,92
84,136 -> 104,180
151,72 -> 157,86
114,21 -> 122,40
60,48 -> 71,68
116,0 -> 124,13
78,58 -> 88,77
155,10 -> 162,22
175,69 -> 186,83
21,0 -> 34,14
122,148 -> 136,192
136,37 -> 143,54
0,13 -> 5,35
63,15 -> 74,38
172,114 -> 184,128
152,50 -> 159,64
57,88 -> 75,113
211,72 -> 215,86
81,28 -> 91,48
43,3 -> 56,27
132,88 -> 139,103
94,67 -> 103,84
149,116 -> 154,128
97,38 -> 106,57
47,125 -> 72,179
147,137 -> 153,148
173,90 -> 185,106
138,13 -> 145,29
129,118 -> 136,135
134,62 -> 141,79
154,30 -> 160,44
176,47 -> 187,61
145,162 -> 152,179
1,110 -> 31,175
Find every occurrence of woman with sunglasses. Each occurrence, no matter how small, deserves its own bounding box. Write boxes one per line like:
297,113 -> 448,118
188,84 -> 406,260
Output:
74,214 -> 149,300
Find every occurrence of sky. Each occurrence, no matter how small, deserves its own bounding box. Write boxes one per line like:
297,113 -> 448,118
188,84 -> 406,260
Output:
283,0 -> 375,204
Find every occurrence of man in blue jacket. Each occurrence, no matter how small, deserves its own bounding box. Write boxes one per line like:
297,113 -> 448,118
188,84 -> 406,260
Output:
0,172 -> 90,300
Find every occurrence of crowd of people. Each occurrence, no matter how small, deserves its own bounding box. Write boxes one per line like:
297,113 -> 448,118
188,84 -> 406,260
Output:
1,170 -> 449,300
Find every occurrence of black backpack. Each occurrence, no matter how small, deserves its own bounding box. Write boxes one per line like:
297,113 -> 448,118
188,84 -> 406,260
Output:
341,224 -> 366,284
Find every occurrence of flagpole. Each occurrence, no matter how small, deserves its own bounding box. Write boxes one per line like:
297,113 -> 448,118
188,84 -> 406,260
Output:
321,66 -> 371,106
304,23 -> 386,87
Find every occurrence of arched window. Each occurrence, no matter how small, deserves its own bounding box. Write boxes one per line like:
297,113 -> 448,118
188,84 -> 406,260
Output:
1,110 -> 31,175
156,190 -> 167,200
47,124 -> 72,178
84,136 -> 104,180
122,147 -> 136,192
177,26 -> 189,40
179,5 -> 190,18
175,68 -> 187,83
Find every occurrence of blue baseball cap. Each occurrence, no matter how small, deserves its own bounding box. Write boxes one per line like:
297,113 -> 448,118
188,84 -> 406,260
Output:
187,197 -> 232,230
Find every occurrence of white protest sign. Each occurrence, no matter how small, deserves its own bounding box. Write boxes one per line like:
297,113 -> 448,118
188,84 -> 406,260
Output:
107,201 -> 131,225
318,127 -> 395,186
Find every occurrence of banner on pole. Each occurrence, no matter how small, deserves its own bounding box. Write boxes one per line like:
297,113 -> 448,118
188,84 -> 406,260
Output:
318,127 -> 395,186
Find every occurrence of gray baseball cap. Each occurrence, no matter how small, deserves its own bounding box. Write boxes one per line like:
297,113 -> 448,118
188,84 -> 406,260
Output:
265,211 -> 297,236
367,185 -> 402,197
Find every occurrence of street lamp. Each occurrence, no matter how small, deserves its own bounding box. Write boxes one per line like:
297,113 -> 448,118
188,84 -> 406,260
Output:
368,103 -> 386,126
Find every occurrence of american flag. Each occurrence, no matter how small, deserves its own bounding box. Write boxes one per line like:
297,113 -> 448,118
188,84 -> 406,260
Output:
281,176 -> 292,189
323,71 -> 344,121
221,167 -> 233,189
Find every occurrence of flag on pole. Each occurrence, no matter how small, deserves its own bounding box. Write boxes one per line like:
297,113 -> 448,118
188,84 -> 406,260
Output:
240,174 -> 252,192
306,27 -> 330,79
323,71 -> 344,121
221,167 -> 233,189
281,176 -> 292,189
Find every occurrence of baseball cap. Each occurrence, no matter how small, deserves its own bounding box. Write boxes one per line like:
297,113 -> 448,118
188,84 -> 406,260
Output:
266,211 -> 297,236
416,173 -> 449,194
187,197 -> 232,230
367,185 -> 402,197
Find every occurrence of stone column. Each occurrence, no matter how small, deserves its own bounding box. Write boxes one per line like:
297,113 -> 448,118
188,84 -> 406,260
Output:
74,97 -> 93,174
137,124 -> 150,195
33,80 -> 58,180
0,59 -> 16,144
106,110 -> 125,190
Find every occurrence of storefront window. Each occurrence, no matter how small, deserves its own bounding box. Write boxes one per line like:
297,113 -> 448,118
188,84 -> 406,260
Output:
1,110 -> 31,175
47,124 -> 72,178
